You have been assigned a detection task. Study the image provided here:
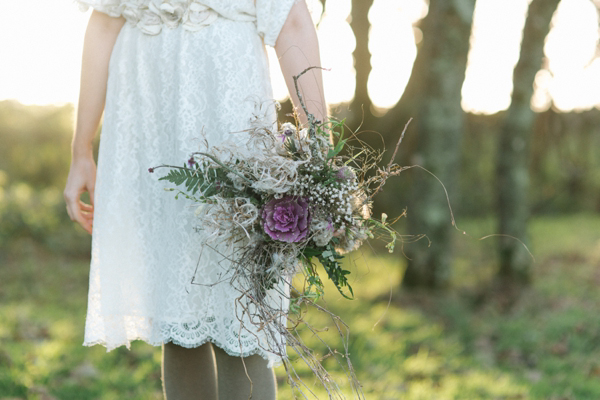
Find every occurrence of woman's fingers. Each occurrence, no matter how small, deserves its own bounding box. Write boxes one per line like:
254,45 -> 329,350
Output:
81,205 -> 94,222
81,212 -> 94,233
64,187 -> 94,235
79,201 -> 94,212
64,157 -> 97,235
64,189 -> 81,222
74,198 -> 94,234
65,194 -> 91,233
77,207 -> 94,234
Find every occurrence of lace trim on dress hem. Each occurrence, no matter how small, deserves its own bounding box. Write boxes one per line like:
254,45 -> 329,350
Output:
83,336 -> 284,368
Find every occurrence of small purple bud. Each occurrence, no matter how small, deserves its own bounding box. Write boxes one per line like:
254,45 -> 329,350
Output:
188,157 -> 196,168
148,168 -> 155,173
280,122 -> 297,140
336,166 -> 356,181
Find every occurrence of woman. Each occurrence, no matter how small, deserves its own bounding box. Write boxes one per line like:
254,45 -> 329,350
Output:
63,0 -> 326,398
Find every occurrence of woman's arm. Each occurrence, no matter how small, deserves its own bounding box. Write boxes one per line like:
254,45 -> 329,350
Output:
275,1 -> 327,126
64,11 -> 125,234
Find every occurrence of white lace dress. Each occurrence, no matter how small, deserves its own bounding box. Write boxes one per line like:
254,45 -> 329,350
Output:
76,0 -> 296,367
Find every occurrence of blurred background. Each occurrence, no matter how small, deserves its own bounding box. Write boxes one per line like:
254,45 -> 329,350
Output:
1,0 -> 600,398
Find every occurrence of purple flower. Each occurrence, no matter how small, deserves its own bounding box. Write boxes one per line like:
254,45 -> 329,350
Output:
262,196 -> 311,243
336,166 -> 356,181
278,122 -> 296,143
188,157 -> 197,168
281,122 -> 296,137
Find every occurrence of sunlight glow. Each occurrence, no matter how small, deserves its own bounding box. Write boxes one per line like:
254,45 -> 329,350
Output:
542,0 -> 600,112
461,0 -> 531,114
0,1 -> 88,105
316,0 -> 356,104
367,0 -> 425,110
462,0 -> 600,114
1,0 -> 600,115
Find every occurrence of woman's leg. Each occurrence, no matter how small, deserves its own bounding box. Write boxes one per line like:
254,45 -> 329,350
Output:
213,346 -> 277,400
162,342 -> 218,400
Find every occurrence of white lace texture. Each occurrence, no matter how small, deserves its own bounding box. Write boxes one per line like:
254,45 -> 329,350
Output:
75,0 -> 296,45
82,0 -> 296,367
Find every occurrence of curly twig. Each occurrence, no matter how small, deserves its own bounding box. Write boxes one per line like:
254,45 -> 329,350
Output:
369,118 -> 412,200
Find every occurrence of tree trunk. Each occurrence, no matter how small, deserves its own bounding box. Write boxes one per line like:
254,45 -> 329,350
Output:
496,0 -> 560,284
348,0 -> 373,128
402,0 -> 476,289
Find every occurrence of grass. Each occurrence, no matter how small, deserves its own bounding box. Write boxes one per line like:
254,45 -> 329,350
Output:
1,214 -> 600,399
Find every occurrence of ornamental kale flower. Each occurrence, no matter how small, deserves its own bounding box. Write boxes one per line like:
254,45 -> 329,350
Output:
262,196 -> 310,243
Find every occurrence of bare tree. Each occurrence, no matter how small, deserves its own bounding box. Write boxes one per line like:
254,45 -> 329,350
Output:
348,0 -> 374,128
496,0 -> 561,284
401,0 -> 476,288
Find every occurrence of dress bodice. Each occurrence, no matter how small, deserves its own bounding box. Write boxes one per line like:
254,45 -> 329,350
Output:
76,0 -> 296,45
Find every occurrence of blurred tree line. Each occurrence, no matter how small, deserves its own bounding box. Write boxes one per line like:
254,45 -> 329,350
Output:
0,102 -> 93,257
1,0 -> 600,290
333,0 -> 600,290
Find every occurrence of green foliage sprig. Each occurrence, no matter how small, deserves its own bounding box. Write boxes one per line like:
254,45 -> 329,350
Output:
302,245 -> 353,300
157,164 -> 205,195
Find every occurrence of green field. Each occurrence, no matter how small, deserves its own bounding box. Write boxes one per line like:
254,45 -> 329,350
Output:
1,215 -> 600,399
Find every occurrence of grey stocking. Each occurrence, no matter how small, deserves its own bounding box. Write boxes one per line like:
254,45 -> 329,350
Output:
162,342 -> 218,400
213,345 -> 277,400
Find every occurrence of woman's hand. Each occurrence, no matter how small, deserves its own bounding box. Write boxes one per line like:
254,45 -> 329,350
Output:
64,156 -> 97,234
64,11 -> 125,234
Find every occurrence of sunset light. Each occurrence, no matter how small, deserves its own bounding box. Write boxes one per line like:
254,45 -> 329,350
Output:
1,0 -> 599,114
2,2 -> 600,396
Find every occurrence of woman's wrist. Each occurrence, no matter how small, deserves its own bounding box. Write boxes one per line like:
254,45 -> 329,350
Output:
71,141 -> 95,162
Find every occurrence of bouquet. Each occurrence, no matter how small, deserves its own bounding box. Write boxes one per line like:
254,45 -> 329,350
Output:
151,68 -> 409,398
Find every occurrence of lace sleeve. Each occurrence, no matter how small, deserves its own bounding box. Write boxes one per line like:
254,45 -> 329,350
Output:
75,0 -> 123,17
255,0 -> 298,47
